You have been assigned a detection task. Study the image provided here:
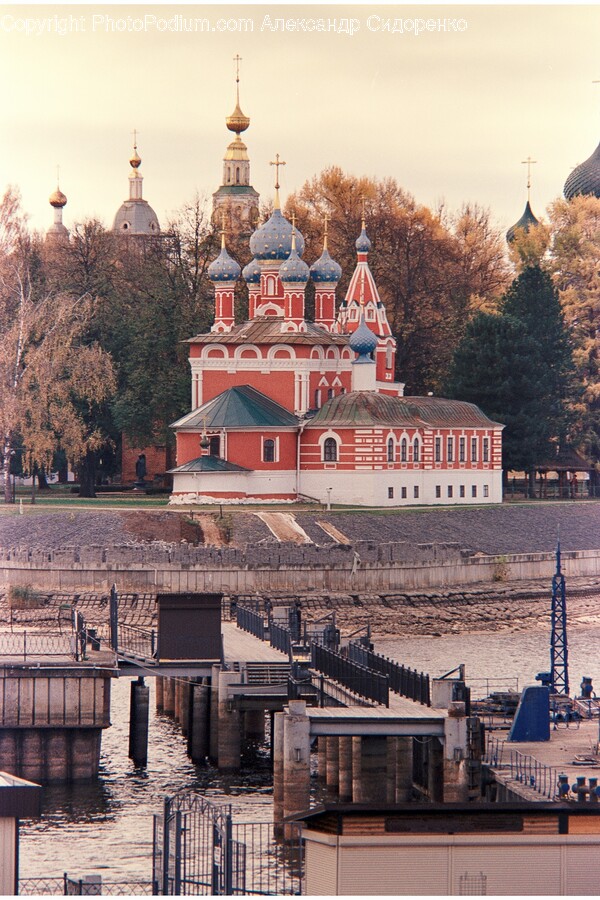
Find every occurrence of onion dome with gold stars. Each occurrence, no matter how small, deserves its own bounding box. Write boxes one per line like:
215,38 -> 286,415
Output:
249,208 -> 305,261
355,224 -> 372,253
208,229 -> 241,283
242,259 -> 261,284
350,314 -> 379,361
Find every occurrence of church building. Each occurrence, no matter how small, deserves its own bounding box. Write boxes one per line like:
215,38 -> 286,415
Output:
169,160 -> 504,506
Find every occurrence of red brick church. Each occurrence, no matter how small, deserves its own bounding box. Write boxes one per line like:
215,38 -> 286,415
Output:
169,173 -> 503,506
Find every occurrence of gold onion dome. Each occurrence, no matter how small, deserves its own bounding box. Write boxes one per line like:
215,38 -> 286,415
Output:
49,188 -> 67,208
226,101 -> 250,135
130,147 -> 142,169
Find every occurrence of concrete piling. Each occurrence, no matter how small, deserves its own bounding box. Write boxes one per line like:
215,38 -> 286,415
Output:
128,676 -> 150,767
187,682 -> 210,763
282,701 -> 310,840
338,736 -> 353,801
217,671 -> 241,770
395,736 -> 414,802
326,736 -> 339,796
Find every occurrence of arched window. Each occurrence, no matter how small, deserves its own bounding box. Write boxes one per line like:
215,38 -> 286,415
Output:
209,436 -> 220,457
323,437 -> 338,462
387,438 -> 395,462
263,439 -> 275,463
236,167 -> 240,184
401,438 -> 407,462
386,345 -> 393,369
413,438 -> 420,463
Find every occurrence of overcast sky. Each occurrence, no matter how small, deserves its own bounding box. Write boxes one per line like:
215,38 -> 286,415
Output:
0,3 -> 598,238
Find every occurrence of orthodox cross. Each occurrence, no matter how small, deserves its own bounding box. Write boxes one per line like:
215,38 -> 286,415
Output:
521,156 -> 536,201
323,212 -> 330,249
270,153 -> 286,190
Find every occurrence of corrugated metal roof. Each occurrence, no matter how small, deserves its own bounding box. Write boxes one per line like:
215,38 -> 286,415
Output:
168,455 -> 250,474
172,385 -> 299,430
186,317 -> 349,346
307,392 -> 502,429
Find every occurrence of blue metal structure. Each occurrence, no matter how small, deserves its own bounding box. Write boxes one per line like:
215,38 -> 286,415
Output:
550,542 -> 569,695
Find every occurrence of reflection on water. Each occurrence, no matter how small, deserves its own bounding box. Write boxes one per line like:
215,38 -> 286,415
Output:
20,624 -> 600,881
20,678 -> 274,882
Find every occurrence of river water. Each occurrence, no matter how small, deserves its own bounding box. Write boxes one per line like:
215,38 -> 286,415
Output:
19,622 -> 600,885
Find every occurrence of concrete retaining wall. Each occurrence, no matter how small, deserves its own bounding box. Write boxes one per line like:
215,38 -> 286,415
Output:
1,544 -> 599,593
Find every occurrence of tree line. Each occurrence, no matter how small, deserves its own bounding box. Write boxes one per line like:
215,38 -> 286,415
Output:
0,171 -> 598,501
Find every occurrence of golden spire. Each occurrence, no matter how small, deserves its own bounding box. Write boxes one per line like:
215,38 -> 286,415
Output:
270,153 -> 286,210
290,211 -> 297,252
521,156 -> 537,202
220,211 -> 227,250
130,129 -> 142,169
323,213 -> 330,251
361,196 -> 367,230
226,54 -> 250,135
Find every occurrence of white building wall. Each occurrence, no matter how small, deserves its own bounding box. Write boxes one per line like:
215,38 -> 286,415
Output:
171,469 -> 297,500
300,468 -> 502,507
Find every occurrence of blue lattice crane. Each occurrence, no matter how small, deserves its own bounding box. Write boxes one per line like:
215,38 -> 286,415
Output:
550,542 -> 569,695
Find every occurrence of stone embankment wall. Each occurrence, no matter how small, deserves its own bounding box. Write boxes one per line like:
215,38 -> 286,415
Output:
1,541 -> 600,593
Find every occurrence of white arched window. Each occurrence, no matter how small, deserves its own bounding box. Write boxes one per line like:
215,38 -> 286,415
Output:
413,438 -> 420,463
387,437 -> 395,462
401,438 -> 408,462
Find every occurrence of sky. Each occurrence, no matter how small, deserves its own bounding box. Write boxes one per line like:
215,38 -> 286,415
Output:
0,3 -> 598,238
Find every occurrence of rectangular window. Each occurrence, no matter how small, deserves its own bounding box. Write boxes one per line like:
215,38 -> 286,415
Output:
448,485 -> 453,498
327,387 -> 334,400
459,485 -> 465,498
435,437 -> 441,463
401,487 -> 407,499
483,438 -> 489,463
472,485 -> 477,498
435,485 -> 441,498
263,439 -> 275,463
447,437 -> 453,462
413,486 -> 419,499
471,437 -> 477,462
388,487 -> 394,499
483,485 -> 489,498
459,437 -> 466,463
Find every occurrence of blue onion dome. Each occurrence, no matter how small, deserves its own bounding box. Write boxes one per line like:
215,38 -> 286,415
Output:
208,246 -> 241,283
564,140 -> 600,200
242,258 -> 261,284
249,208 -> 305,261
310,247 -> 342,283
355,225 -> 371,253
279,246 -> 310,283
349,314 -> 378,358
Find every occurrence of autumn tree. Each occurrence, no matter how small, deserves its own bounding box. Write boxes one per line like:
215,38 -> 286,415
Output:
0,189 -> 116,501
547,194 -> 600,461
287,167 -> 509,393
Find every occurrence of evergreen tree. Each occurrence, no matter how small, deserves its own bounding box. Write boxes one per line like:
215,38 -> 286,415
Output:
445,265 -> 577,491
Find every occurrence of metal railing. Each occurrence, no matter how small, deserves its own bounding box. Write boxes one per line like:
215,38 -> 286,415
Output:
116,622 -> 156,660
482,738 -> 558,801
311,643 -> 389,706
236,606 -> 266,641
348,641 -> 430,706
270,622 -> 292,657
467,677 -> 520,700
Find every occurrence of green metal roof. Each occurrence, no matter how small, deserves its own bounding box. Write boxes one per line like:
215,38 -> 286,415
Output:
213,185 -> 260,197
167,455 -> 251,474
307,392 -> 502,429
172,385 -> 299,430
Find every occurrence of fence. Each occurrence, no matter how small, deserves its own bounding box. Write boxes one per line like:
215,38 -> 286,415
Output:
311,643 -> 389,707
348,641 -> 430,706
19,876 -> 153,895
483,738 -> 558,801
0,630 -> 76,660
236,606 -> 266,641
270,622 -> 292,657
153,791 -> 303,896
